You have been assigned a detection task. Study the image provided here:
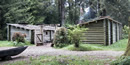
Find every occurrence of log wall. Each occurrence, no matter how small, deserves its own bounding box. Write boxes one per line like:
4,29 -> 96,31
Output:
82,20 -> 104,44
10,26 -> 31,41
107,19 -> 111,45
81,19 -> 122,45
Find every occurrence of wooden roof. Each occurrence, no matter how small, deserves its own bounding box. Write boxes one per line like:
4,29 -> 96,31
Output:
7,24 -> 56,30
80,16 -> 122,25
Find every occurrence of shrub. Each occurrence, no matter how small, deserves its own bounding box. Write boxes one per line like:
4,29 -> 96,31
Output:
111,56 -> 130,65
53,27 -> 68,48
67,25 -> 87,47
123,25 -> 129,39
12,32 -> 26,43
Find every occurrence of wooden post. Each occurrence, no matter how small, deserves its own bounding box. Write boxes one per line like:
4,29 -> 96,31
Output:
29,30 -> 32,42
34,29 -> 37,45
7,25 -> 9,40
103,19 -> 106,45
9,25 -> 11,41
40,25 -> 44,45
107,19 -> 111,45
55,24 -> 57,32
117,23 -> 119,41
111,21 -> 113,44
115,23 -> 117,42
129,17 -> 130,33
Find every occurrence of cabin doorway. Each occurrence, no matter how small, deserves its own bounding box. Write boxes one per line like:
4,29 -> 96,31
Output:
44,30 -> 53,43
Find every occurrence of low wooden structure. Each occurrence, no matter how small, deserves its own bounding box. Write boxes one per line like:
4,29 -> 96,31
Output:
7,24 -> 58,45
80,16 -> 122,45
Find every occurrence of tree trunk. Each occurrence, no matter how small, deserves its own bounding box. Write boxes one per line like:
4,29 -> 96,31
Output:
124,17 -> 130,56
58,0 -> 65,26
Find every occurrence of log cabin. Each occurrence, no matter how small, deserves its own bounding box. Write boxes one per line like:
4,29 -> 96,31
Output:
80,16 -> 122,45
7,24 -> 58,46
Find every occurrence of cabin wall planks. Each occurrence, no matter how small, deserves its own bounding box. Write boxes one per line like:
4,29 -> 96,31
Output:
80,17 -> 122,45
7,24 -> 57,45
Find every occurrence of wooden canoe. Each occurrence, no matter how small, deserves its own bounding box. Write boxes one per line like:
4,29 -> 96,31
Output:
0,46 -> 28,58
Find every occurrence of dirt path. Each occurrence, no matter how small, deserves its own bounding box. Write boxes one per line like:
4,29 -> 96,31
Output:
0,45 -> 124,65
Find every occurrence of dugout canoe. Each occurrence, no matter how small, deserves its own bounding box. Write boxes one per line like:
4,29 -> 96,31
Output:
0,46 -> 28,58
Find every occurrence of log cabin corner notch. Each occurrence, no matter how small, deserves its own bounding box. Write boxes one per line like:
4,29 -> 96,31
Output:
80,16 -> 122,45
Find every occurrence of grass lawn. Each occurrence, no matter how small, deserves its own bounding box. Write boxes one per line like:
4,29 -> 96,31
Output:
0,41 -> 33,47
6,55 -> 113,65
0,39 -> 128,51
62,39 -> 128,51
0,41 -> 14,47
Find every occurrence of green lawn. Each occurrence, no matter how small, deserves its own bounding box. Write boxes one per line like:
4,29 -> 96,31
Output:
62,39 -> 128,51
0,41 -> 14,47
0,39 -> 128,51
0,41 -> 33,47
6,55 -> 112,65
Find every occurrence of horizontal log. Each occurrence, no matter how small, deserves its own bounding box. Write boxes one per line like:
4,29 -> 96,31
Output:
83,32 -> 104,35
81,41 -> 104,44
81,40 -> 104,42
82,36 -> 104,39
82,37 -> 104,40
86,25 -> 103,27
86,30 -> 104,32
83,34 -> 104,36
87,27 -> 104,28
83,31 -> 104,33
87,29 -> 104,31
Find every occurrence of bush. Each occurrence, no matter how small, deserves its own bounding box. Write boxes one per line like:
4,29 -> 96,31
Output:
67,25 -> 87,47
53,27 -> 68,48
111,56 -> 130,65
12,32 -> 26,43
123,25 -> 129,39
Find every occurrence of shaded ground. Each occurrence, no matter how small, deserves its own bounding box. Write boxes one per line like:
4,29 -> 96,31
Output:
0,44 -> 124,65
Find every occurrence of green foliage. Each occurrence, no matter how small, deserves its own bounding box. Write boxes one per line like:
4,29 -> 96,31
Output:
53,25 -> 87,48
111,56 -> 130,65
0,0 -> 59,25
67,25 -> 87,47
0,0 -> 130,40
53,27 -> 68,48
0,0 -> 59,40
123,25 -> 129,39
4,0 -> 45,24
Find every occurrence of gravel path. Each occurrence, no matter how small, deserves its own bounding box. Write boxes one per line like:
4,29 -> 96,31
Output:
0,44 -> 124,65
